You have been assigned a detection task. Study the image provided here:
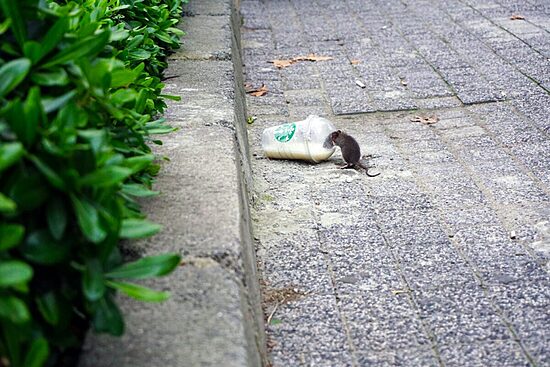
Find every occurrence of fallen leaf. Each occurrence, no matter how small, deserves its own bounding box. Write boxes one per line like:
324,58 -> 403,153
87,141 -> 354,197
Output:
270,59 -> 296,69
510,14 -> 525,20
269,54 -> 333,69
303,53 -> 333,61
411,115 -> 439,124
351,59 -> 360,65
246,84 -> 268,97
243,83 -> 254,92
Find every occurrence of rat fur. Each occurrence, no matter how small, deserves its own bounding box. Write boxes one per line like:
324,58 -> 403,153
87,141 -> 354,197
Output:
329,130 -> 380,177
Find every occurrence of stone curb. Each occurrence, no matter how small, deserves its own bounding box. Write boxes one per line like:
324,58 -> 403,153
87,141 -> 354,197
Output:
78,1 -> 266,366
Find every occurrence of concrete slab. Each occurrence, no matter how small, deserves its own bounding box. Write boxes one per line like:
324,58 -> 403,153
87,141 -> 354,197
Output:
78,1 -> 265,366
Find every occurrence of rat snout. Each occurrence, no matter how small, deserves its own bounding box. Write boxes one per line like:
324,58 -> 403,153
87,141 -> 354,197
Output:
323,132 -> 335,149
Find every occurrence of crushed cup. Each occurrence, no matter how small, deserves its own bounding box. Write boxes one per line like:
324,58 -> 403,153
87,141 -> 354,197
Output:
261,115 -> 337,163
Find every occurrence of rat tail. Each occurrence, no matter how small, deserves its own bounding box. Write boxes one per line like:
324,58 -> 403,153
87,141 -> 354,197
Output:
356,161 -> 380,177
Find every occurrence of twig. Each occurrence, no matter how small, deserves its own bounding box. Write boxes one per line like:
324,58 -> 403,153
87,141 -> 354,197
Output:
266,300 -> 281,325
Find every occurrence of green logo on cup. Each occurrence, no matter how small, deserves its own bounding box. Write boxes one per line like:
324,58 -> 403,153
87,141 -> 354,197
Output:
274,123 -> 296,142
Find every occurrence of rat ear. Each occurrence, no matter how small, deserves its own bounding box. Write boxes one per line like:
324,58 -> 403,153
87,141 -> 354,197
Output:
337,130 -> 341,133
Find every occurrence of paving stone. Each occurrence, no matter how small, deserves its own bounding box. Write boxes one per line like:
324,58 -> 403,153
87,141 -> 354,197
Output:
267,295 -> 350,356
355,347 -> 440,367
242,1 -> 550,365
438,340 -> 530,367
414,283 -> 513,345
339,293 -> 432,352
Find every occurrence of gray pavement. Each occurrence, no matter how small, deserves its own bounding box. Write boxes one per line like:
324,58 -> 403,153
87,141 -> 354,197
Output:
241,0 -> 550,366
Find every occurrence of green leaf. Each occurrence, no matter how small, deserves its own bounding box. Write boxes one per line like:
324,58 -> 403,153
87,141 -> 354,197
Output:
122,154 -> 154,174
37,16 -> 69,62
7,170 -> 49,211
111,88 -> 137,105
147,126 -> 176,134
28,155 -> 66,190
21,230 -> 69,265
160,94 -> 181,101
119,218 -> 161,239
42,31 -> 110,68
23,338 -> 49,367
77,129 -> 106,154
92,296 -> 124,336
0,224 -> 24,251
110,69 -> 138,88
83,259 -> 105,301
36,292 -> 60,325
106,254 -> 180,279
110,28 -> 130,42
0,58 -> 31,98
79,166 -> 133,187
23,41 -> 41,64
70,194 -> 107,244
47,197 -> 67,240
128,49 -> 151,60
21,87 -> 43,145
107,280 -> 170,302
42,90 -> 77,114
1,322 -> 21,366
0,18 -> 11,35
0,296 -> 30,323
31,68 -> 70,86
0,142 -> 25,172
121,183 -> 159,197
0,261 -> 33,287
0,193 -> 17,214
0,0 -> 26,48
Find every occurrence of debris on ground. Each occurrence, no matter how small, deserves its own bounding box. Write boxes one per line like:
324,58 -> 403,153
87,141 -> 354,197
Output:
245,83 -> 268,96
410,115 -> 439,124
269,54 -> 333,69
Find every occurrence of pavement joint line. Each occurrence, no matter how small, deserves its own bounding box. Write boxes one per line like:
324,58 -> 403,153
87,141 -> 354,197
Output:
401,105 -> 545,267
290,0 -> 342,118
372,219 -> 445,367
461,104 -> 550,197
374,1 -> 465,106
312,211 -> 360,367
451,0 -> 550,95
385,117 -> 539,366
462,0 -> 550,54
393,0 -> 507,104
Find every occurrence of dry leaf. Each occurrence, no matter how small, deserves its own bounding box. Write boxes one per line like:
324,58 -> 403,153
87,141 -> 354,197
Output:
411,115 -> 439,124
270,59 -> 296,69
246,84 -> 268,97
269,54 -> 333,69
351,59 -> 361,65
303,53 -> 333,61
510,14 -> 525,20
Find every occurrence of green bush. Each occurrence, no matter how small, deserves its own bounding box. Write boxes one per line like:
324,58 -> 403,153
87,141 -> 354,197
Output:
0,0 -> 185,365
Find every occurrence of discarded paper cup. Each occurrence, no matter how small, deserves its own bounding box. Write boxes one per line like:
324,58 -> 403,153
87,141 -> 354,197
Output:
261,115 -> 337,163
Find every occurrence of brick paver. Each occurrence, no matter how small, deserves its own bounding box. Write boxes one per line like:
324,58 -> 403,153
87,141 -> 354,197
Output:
241,0 -> 550,366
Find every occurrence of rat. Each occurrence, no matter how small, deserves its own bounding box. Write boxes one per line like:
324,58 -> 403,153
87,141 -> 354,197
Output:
327,130 -> 380,177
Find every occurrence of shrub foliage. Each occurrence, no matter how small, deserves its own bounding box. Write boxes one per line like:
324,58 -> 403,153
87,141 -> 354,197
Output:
0,0 -> 185,365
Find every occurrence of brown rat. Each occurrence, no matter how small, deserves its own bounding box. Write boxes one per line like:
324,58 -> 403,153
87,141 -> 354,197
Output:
329,130 -> 380,177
